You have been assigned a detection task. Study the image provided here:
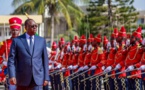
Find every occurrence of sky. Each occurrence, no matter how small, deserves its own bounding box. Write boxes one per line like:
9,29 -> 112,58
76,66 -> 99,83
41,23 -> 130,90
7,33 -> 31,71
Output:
0,0 -> 145,15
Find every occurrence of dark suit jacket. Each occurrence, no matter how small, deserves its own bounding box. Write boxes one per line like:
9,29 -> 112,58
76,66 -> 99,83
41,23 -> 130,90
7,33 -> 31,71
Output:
8,33 -> 49,86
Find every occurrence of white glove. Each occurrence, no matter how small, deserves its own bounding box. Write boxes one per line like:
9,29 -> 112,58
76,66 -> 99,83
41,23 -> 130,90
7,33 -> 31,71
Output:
83,65 -> 89,70
77,67 -> 84,72
61,67 -> 66,72
104,66 -> 112,72
126,39 -> 130,46
49,60 -> 53,63
142,38 -> 145,45
83,44 -> 87,52
60,52 -> 64,59
126,65 -> 134,71
0,68 -> 2,72
3,61 -> 7,66
115,64 -> 121,70
49,65 -> 53,70
89,65 -> 97,70
67,65 -> 73,70
56,64 -> 62,69
88,44 -> 92,51
139,65 -> 145,70
73,65 -> 78,70
102,66 -> 105,70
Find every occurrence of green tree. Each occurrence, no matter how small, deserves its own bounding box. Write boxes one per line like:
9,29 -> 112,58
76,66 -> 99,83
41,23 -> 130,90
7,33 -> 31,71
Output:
12,0 -> 84,43
79,0 -> 138,38
115,0 -> 138,33
85,0 -> 110,36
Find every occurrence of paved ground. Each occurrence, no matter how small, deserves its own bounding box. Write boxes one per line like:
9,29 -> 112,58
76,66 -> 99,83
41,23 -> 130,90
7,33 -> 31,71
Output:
0,85 -> 4,90
0,84 -> 104,90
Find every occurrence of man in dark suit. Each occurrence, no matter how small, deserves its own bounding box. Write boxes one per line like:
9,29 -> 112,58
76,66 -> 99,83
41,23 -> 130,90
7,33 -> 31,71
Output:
8,19 -> 49,90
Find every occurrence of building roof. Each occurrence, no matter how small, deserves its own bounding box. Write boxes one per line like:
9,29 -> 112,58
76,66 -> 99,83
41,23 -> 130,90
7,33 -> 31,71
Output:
138,10 -> 145,18
0,15 -> 42,24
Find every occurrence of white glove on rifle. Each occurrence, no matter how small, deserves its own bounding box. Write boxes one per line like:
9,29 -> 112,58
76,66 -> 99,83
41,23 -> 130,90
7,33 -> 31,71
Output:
126,65 -> 134,71
67,65 -> 73,70
115,64 -> 121,70
77,66 -> 84,72
90,65 -> 97,70
104,66 -> 112,72
73,65 -> 78,70
49,65 -> 53,70
0,67 -> 2,72
55,64 -> 62,69
3,61 -> 7,66
83,65 -> 89,70
138,65 -> 145,70
102,66 -> 105,70
61,67 -> 66,72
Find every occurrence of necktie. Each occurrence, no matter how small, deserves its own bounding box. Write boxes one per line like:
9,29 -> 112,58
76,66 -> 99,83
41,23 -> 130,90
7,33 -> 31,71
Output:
29,36 -> 34,54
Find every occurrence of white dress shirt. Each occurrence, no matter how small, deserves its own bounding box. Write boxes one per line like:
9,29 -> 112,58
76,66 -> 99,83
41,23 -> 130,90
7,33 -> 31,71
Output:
25,33 -> 34,46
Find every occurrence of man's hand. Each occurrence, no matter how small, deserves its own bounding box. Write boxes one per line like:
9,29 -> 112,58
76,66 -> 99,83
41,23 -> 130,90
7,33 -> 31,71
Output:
43,80 -> 48,86
10,77 -> 16,85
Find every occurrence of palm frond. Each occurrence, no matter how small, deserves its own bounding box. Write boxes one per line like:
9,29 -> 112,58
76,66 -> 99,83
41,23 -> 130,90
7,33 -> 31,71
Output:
33,0 -> 45,14
12,1 -> 34,14
58,0 -> 72,28
12,0 -> 29,7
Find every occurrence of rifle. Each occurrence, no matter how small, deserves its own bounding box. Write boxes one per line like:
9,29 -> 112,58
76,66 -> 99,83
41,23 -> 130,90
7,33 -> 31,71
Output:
89,69 -> 115,81
103,68 -> 138,80
127,71 -> 145,78
70,69 -> 90,80
80,70 -> 109,82
49,70 -> 60,75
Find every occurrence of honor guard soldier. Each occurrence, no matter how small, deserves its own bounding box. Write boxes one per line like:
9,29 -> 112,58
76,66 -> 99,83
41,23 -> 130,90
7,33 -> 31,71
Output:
83,34 -> 94,90
0,17 -> 22,90
49,41 -> 57,90
77,35 -> 87,90
89,34 -> 103,90
97,36 -> 109,90
66,40 -> 76,90
62,42 -> 72,90
67,41 -> 74,72
55,37 -> 65,90
104,29 -> 118,90
125,27 -> 143,90
113,27 -> 128,90
71,36 -> 80,90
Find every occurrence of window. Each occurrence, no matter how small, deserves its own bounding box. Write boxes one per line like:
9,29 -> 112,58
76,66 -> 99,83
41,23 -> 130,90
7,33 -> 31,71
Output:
137,18 -> 144,24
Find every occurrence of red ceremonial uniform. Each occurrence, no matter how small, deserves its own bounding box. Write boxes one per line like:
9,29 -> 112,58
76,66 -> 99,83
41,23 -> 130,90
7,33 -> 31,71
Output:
78,49 -> 86,67
125,44 -> 143,78
106,47 -> 116,67
0,39 -> 12,81
97,36 -> 109,68
113,45 -> 128,77
67,52 -> 73,66
84,51 -> 91,66
0,17 -> 22,82
49,51 -> 57,70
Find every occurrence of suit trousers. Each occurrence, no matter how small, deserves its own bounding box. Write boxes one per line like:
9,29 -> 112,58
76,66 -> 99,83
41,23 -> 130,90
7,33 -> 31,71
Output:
16,77 -> 43,90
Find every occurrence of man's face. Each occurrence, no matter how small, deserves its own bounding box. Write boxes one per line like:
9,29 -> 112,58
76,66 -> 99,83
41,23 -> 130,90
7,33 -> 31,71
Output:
110,38 -> 115,47
130,36 -> 136,44
25,20 -> 37,36
92,41 -> 97,47
116,36 -> 122,43
103,43 -> 107,50
75,42 -> 79,47
11,29 -> 20,38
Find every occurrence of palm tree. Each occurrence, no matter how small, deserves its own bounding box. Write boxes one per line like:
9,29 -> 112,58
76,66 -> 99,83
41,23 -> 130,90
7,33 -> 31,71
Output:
12,0 -> 84,44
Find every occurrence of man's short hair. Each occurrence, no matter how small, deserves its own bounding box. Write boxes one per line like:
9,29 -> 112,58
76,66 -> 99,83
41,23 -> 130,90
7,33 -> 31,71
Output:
24,19 -> 33,26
